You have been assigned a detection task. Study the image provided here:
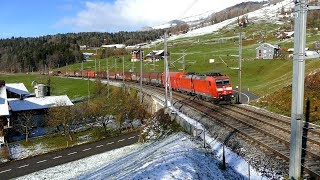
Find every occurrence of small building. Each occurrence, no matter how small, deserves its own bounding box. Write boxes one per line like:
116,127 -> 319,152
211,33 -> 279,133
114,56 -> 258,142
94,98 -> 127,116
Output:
146,50 -> 165,62
79,45 -> 87,50
131,50 -> 144,62
256,43 -> 280,59
0,81 -> 73,143
0,81 -> 10,138
83,52 -> 94,60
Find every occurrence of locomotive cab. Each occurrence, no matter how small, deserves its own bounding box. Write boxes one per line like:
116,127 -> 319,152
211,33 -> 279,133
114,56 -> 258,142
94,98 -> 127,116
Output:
215,78 -> 234,101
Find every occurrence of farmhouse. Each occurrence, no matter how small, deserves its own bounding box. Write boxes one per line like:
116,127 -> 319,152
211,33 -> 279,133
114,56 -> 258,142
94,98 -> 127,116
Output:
83,52 -> 94,59
0,81 -> 73,143
256,43 -> 280,59
131,50 -> 144,62
79,45 -> 87,50
146,50 -> 165,62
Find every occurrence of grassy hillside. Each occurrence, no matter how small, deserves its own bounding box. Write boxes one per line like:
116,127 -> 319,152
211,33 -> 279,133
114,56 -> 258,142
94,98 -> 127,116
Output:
253,71 -> 320,125
65,21 -> 320,97
3,19 -> 320,123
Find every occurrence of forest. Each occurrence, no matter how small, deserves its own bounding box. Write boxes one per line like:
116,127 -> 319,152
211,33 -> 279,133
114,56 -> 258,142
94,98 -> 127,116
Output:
0,30 -> 165,73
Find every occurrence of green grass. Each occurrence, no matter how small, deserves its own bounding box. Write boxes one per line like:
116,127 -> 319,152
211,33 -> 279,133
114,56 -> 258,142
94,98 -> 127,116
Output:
0,73 -> 96,100
3,22 -> 320,99
18,127 -> 122,150
49,21 -> 320,98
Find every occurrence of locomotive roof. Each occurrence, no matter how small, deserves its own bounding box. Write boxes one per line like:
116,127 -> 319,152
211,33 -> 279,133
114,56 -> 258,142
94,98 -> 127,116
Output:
184,72 -> 227,78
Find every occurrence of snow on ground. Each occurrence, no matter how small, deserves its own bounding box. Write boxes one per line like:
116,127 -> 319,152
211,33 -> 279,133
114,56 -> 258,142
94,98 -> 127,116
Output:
16,96 -> 269,179
145,0 -> 294,45
10,143 -> 50,160
17,133 -> 246,180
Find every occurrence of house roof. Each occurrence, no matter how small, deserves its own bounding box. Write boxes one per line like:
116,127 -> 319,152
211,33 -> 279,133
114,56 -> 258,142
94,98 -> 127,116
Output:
6,83 -> 30,95
83,52 -> 94,56
155,50 -> 164,56
131,50 -> 143,54
146,50 -> 165,57
256,43 -> 279,49
8,95 -> 73,112
0,86 -> 9,116
284,31 -> 294,37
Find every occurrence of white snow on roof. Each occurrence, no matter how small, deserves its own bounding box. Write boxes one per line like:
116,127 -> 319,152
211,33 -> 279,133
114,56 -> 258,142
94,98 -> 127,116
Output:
8,95 -> 73,112
83,52 -> 94,56
0,86 -> 9,116
284,31 -> 294,37
256,43 -> 279,49
6,83 -> 30,95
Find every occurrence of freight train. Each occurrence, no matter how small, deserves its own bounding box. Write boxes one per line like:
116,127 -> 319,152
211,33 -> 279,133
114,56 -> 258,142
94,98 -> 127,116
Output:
60,70 -> 234,103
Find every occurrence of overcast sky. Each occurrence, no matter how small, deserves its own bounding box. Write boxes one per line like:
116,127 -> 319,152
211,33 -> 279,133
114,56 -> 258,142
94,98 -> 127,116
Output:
0,0 -> 264,38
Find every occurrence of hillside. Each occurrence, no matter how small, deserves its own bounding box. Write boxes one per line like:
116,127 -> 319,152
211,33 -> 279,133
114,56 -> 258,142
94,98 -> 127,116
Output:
0,30 -> 164,73
254,71 -> 320,124
60,0 -> 320,124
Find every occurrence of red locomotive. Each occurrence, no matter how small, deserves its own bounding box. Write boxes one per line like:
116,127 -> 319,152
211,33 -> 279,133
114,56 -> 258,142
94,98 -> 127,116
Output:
173,72 -> 234,103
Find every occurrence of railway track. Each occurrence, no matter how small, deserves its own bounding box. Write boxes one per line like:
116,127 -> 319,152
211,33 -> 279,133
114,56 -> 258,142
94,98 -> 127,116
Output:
132,83 -> 320,179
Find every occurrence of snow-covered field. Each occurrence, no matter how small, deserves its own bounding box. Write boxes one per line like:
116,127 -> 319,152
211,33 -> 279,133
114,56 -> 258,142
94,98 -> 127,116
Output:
144,0 -> 294,47
16,105 -> 269,180
18,133 -> 249,180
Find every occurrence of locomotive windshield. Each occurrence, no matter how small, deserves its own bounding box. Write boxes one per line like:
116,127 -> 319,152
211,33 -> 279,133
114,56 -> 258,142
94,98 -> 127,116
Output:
216,79 -> 230,86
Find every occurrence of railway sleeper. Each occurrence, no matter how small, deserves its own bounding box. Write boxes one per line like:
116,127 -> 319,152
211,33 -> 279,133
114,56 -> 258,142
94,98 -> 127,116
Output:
304,161 -> 320,169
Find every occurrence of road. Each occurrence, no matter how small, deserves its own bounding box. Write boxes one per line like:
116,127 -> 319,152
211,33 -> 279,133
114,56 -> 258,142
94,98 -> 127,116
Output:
0,132 -> 139,179
234,90 -> 259,104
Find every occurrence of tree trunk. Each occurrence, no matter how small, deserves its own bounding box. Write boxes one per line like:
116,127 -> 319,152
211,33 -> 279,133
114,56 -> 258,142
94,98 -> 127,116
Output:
103,121 -> 107,133
25,127 -> 28,142
68,130 -> 74,141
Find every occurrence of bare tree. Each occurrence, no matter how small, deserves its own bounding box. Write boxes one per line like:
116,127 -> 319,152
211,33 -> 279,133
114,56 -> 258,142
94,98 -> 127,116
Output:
15,111 -> 36,142
46,101 -> 80,141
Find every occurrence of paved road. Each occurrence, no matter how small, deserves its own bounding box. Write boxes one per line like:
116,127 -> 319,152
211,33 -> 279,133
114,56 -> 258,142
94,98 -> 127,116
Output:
234,90 -> 259,104
0,132 -> 139,179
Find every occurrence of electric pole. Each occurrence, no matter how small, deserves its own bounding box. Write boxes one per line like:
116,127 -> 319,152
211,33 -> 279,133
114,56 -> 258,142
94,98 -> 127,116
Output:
289,0 -> 307,179
81,61 -> 84,79
87,76 -> 90,102
182,49 -> 186,72
99,60 -> 101,73
114,58 -> 117,73
66,63 -> 68,77
106,58 -> 110,98
238,32 -> 242,104
94,59 -> 97,79
164,32 -> 168,108
140,46 -> 143,103
122,56 -> 125,88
